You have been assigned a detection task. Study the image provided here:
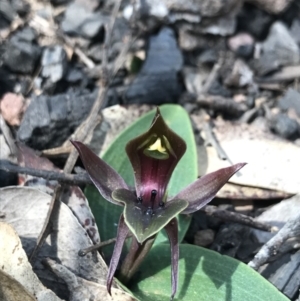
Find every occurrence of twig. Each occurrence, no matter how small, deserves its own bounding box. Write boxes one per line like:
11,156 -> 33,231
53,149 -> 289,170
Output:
202,205 -> 277,233
204,120 -> 242,176
63,0 -> 123,174
203,119 -> 230,161
78,234 -> 132,257
0,160 -> 276,235
0,162 -> 92,186
196,95 -> 247,117
201,58 -> 223,94
0,114 -> 17,156
30,0 -> 123,262
29,185 -> 62,261
106,0 -> 122,50
248,211 -> 300,270
29,14 -> 96,69
112,34 -> 134,76
255,65 -> 300,83
200,113 -> 242,176
61,33 -> 95,69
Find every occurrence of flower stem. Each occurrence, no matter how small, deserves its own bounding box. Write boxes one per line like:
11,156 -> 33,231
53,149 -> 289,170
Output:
118,235 -> 156,284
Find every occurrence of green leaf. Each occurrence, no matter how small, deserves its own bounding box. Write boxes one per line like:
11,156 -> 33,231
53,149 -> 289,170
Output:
85,105 -> 197,252
112,189 -> 188,243
130,244 -> 290,301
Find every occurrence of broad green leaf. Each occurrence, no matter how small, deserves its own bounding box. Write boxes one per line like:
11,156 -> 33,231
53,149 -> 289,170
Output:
130,244 -> 290,301
85,105 -> 197,253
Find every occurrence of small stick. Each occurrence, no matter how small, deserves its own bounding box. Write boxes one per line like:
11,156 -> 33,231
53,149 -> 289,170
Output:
196,95 -> 247,117
202,205 -> 277,233
63,0 -> 123,174
203,120 -> 229,161
78,234 -> 132,257
202,116 -> 242,176
62,34 -> 95,69
248,212 -> 300,270
201,57 -> 223,94
29,185 -> 62,261
30,0 -> 123,262
1,164 -> 275,235
0,162 -> 92,186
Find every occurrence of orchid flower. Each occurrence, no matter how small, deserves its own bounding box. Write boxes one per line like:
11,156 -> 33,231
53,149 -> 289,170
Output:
71,108 -> 245,299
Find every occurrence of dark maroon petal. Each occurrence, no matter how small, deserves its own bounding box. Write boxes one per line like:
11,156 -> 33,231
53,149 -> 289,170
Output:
172,163 -> 246,214
16,142 -> 59,171
107,214 -> 129,294
71,140 -> 128,205
164,218 -> 179,300
126,108 -> 186,210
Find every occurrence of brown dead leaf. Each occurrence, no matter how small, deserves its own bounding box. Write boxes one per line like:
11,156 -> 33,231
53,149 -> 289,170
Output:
0,270 -> 36,301
218,182 -> 292,200
45,258 -> 137,301
0,187 -> 124,299
17,143 -> 59,171
205,118 -> 300,194
17,143 -> 101,244
0,187 -> 51,255
0,222 -> 62,301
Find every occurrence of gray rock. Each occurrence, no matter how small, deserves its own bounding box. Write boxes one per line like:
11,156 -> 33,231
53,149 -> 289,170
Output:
136,0 -> 168,19
279,88 -> 300,117
87,17 -> 130,62
291,19 -> 300,45
143,0 -> 239,18
227,33 -> 254,58
11,0 -> 30,17
197,49 -> 218,64
61,2 -> 109,39
253,195 -> 300,244
211,223 -> 250,258
17,89 -> 97,149
41,45 -> 68,83
125,27 -> 183,105
252,22 -> 300,75
143,28 -> 182,73
0,133 -> 18,187
128,0 -> 240,24
0,0 -> 16,25
237,4 -> 274,40
178,29 -> 204,51
260,251 -> 300,300
194,229 -> 215,247
14,26 -> 37,43
3,37 -> 41,74
224,59 -> 254,87
0,69 -> 14,97
51,0 -> 71,5
208,80 -> 232,98
183,66 -> 211,95
178,27 -> 226,51
0,160 -> 18,187
65,67 -> 85,84
195,14 -> 237,36
270,113 -> 299,140
246,0 -> 293,14
168,12 -> 201,23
